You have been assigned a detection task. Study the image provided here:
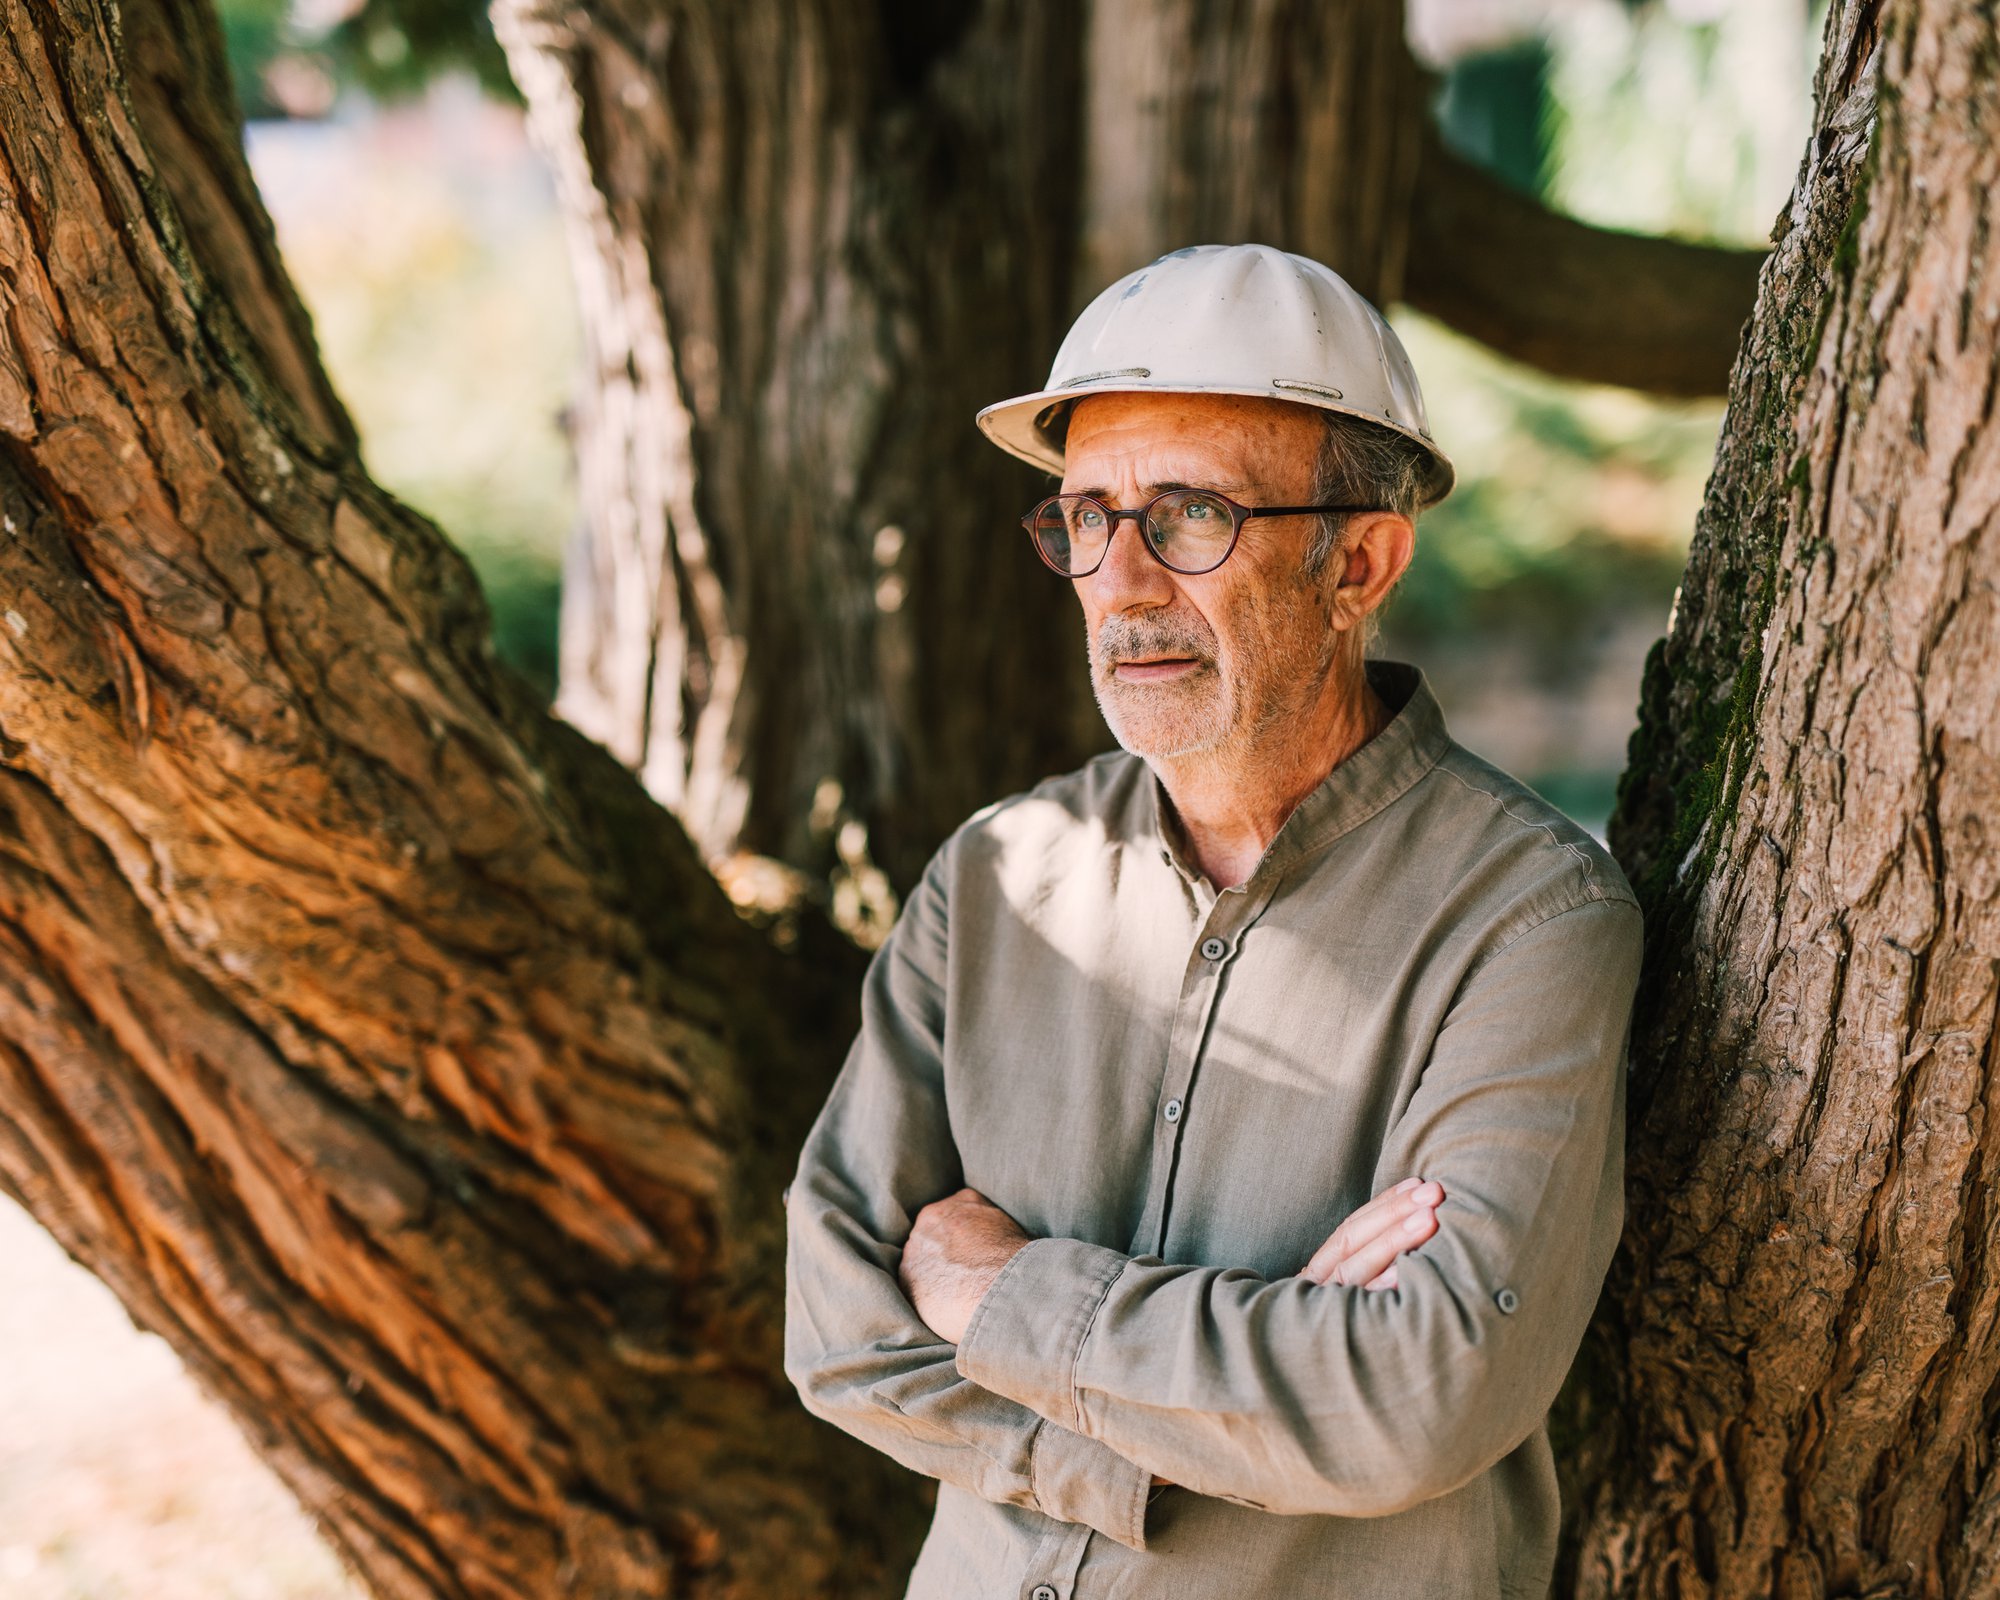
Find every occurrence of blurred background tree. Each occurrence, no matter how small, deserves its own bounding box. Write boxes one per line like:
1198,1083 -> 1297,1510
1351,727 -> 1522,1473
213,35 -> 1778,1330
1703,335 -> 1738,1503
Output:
209,0 -> 1812,842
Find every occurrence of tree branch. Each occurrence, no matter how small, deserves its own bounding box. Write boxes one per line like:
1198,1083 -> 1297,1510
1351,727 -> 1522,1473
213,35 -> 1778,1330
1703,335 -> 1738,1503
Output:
1403,124 -> 1769,397
0,0 -> 911,1591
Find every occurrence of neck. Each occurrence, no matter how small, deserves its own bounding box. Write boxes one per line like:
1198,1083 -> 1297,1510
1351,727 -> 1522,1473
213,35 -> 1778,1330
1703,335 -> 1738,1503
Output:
1153,661 -> 1392,892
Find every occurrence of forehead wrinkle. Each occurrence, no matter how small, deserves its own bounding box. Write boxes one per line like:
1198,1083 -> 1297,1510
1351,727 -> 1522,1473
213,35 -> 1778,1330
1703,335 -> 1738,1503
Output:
1061,436 -> 1257,501
1067,477 -> 1251,502
1063,401 -> 1318,504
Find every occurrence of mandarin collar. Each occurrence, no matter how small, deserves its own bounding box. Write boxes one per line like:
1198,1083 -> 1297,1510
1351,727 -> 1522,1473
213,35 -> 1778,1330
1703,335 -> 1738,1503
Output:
1140,659 -> 1452,888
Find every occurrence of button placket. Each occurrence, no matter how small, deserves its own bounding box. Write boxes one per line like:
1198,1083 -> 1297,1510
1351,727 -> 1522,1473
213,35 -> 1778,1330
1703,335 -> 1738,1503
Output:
1130,937 -> 1221,1253
1163,920 -> 1236,1146
1021,1518 -> 1088,1600
1132,887 -> 1280,1257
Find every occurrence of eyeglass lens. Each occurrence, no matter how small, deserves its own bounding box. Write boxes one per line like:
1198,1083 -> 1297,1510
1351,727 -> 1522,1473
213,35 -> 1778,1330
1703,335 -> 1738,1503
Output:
1029,491 -> 1236,575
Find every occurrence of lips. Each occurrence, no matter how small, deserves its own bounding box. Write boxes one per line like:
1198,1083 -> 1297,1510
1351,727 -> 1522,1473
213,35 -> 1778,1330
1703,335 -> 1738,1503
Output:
1112,655 -> 1202,681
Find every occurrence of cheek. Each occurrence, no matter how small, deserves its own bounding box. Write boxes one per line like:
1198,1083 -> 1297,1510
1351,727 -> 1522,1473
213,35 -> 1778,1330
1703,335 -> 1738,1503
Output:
1202,580 -> 1267,660
1218,578 -> 1321,666
1168,577 -> 1228,639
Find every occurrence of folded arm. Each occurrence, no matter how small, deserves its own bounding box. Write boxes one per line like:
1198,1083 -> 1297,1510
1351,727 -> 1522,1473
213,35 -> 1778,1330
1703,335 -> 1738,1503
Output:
782,845 -> 1157,1549
952,896 -> 1643,1518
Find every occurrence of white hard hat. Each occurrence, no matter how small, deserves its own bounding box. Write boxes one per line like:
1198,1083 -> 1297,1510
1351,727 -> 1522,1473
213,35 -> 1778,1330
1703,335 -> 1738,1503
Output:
976,242 -> 1454,507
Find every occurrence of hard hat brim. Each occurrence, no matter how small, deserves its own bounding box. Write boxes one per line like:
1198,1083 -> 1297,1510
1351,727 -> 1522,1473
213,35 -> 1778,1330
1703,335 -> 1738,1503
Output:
975,382 -> 1456,509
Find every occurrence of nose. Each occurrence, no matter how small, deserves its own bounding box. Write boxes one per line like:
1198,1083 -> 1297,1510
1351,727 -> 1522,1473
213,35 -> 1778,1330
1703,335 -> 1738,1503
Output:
1078,507 -> 1177,613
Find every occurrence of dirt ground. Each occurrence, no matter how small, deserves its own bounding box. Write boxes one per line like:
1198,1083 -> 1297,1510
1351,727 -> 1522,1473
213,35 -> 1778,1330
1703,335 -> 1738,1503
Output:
0,1197 -> 361,1600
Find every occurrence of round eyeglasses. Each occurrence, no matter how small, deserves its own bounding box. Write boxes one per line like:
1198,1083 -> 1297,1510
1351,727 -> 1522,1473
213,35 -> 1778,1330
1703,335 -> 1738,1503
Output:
1021,488 -> 1378,577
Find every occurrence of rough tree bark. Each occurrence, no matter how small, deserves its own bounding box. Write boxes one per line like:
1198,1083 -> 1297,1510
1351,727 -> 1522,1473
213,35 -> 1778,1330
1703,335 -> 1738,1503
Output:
495,0 -> 1088,897
1563,0 -> 2000,1593
0,0 -> 1972,1597
0,1 -> 917,1595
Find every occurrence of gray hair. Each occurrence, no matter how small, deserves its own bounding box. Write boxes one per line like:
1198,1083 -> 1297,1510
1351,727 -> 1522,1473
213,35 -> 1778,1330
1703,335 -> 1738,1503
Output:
1302,412 -> 1432,578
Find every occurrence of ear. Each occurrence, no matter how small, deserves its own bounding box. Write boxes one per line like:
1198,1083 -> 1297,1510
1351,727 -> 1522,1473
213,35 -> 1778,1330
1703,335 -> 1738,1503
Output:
1328,512 -> 1415,633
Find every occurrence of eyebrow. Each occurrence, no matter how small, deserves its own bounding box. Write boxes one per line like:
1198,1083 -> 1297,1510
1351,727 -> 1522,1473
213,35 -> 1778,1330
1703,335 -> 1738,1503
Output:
1066,479 -> 1248,500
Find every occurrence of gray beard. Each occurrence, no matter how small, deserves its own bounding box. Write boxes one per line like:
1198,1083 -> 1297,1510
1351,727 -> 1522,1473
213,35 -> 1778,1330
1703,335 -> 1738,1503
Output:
1088,611 -> 1231,758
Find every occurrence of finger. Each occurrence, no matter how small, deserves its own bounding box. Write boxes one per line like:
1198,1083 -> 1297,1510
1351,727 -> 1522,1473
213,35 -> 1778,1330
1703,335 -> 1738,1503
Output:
1301,1180 -> 1442,1282
1304,1184 -> 1432,1280
1334,1208 -> 1436,1288
1319,1206 -> 1437,1289
1302,1199 -> 1431,1285
1362,1264 -> 1397,1291
1325,1178 -> 1444,1259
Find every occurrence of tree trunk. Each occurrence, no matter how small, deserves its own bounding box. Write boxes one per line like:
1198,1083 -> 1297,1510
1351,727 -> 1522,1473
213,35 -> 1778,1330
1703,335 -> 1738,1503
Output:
1566,0 -> 2000,1593
0,1 -> 918,1594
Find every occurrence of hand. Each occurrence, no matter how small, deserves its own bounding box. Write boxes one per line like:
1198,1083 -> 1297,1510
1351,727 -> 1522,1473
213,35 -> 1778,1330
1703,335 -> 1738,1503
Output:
899,1187 -> 1032,1344
1300,1176 -> 1444,1291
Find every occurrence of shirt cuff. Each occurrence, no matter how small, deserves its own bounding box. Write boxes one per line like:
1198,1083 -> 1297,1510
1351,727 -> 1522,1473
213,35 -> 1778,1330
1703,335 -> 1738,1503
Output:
1027,1416 -> 1153,1550
957,1236 -> 1130,1432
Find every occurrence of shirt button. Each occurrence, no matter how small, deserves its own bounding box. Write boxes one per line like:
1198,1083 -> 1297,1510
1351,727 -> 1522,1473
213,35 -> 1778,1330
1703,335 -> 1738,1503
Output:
1163,1098 -> 1183,1124
1495,1287 -> 1520,1314
1031,1587 -> 1059,1600
1199,936 -> 1227,960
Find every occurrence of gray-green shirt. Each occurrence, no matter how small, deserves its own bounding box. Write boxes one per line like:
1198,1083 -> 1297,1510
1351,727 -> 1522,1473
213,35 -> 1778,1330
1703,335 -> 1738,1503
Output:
784,660 -> 1643,1599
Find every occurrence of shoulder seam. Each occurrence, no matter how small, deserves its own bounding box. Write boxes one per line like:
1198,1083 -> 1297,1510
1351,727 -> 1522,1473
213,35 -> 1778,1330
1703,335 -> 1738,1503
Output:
1466,894 -> 1644,991
1434,759 -> 1612,888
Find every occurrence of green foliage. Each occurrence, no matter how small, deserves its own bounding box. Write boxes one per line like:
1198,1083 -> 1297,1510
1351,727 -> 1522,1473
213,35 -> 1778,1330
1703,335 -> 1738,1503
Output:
1542,0 -> 1816,245
1434,40 -> 1557,198
214,0 -> 510,117
247,106 -> 578,698
320,0 -> 516,103
1384,308 -> 1719,670
213,0 -> 295,120
1392,0 -> 1820,833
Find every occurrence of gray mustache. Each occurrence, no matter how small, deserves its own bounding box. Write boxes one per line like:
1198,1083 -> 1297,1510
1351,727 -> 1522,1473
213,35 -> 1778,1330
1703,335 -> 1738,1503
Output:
1095,616 -> 1217,666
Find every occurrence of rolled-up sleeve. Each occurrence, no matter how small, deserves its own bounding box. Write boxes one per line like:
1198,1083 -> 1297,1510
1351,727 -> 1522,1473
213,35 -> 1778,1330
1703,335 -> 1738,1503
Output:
783,839 -> 1157,1549
954,895 -> 1641,1518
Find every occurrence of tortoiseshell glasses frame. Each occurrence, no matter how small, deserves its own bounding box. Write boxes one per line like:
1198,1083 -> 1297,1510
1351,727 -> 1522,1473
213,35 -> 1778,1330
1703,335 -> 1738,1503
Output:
1021,488 -> 1377,577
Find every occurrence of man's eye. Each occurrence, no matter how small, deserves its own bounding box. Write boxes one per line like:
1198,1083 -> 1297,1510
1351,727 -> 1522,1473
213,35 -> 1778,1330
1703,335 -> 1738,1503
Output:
1078,510 -> 1106,530
1184,501 -> 1213,520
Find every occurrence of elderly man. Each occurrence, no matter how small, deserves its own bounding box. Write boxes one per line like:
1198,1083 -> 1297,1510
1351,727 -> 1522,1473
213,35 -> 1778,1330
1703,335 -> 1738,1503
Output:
783,243 -> 1643,1599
